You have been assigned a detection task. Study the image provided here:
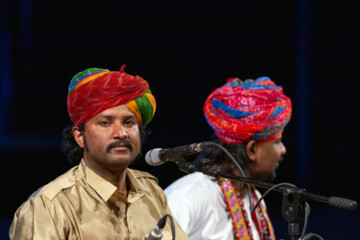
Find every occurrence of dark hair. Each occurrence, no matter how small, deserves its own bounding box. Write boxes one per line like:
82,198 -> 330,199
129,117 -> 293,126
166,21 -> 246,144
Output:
202,137 -> 251,173
62,123 -> 149,164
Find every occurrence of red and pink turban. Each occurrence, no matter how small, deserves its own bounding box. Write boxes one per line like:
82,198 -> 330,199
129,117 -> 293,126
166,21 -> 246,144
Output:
67,65 -> 156,126
203,77 -> 292,144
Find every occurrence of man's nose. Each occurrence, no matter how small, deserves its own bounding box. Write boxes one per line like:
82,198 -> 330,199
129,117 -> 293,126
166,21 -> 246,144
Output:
113,123 -> 128,139
280,141 -> 287,155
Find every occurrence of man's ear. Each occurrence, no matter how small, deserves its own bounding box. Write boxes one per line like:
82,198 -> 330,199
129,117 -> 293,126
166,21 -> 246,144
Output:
246,140 -> 257,162
72,126 -> 84,148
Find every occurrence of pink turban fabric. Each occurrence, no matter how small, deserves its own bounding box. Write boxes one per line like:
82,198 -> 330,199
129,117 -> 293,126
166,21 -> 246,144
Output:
203,77 -> 292,144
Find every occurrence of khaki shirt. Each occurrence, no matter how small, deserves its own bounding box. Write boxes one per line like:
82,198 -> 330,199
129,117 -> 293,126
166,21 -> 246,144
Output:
9,161 -> 189,240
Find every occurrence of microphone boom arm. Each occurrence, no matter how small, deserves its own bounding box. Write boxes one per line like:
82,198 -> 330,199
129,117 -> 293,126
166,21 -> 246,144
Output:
163,141 -> 357,239
175,160 -> 357,211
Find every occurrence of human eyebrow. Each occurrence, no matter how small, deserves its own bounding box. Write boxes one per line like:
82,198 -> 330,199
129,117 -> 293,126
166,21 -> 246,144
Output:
275,136 -> 283,142
125,114 -> 137,120
96,115 -> 115,120
123,115 -> 137,123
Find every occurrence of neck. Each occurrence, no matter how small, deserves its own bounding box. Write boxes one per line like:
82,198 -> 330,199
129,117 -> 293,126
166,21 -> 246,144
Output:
228,164 -> 252,197
105,171 -> 128,194
232,180 -> 250,197
83,159 -> 129,194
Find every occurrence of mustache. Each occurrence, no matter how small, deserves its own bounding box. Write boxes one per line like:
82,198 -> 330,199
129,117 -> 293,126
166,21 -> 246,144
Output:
106,140 -> 133,152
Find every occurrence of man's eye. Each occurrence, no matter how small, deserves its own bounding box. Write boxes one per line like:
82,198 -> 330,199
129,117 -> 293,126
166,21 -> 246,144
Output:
124,120 -> 135,126
100,121 -> 111,126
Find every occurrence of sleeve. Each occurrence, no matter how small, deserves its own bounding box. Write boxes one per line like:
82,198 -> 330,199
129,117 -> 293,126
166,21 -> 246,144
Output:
135,175 -> 190,240
9,196 -> 61,240
162,192 -> 190,240
149,180 -> 190,240
165,190 -> 193,235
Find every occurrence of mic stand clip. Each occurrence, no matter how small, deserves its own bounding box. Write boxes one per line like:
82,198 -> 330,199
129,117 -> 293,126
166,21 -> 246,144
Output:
281,187 -> 306,240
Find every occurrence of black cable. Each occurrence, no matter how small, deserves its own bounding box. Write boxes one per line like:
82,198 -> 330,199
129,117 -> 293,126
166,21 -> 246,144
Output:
299,203 -> 324,240
300,202 -> 310,239
168,214 -> 176,240
159,214 -> 175,240
251,182 -> 296,212
147,214 -> 176,240
156,214 -> 168,229
203,142 -> 253,211
251,183 -> 325,240
302,233 -> 324,240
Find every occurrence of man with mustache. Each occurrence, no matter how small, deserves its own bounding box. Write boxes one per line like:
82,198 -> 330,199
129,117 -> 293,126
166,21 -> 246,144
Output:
165,77 -> 292,240
9,66 -> 189,240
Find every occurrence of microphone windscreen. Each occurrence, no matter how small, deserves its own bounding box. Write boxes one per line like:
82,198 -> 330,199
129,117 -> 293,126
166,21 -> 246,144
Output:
145,148 -> 163,166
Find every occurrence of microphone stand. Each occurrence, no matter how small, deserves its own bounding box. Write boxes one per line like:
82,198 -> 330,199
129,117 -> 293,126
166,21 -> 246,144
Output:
174,158 -> 358,240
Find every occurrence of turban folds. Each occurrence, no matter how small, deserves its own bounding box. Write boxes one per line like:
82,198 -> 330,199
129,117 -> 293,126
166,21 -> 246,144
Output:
203,77 -> 292,144
67,65 -> 156,126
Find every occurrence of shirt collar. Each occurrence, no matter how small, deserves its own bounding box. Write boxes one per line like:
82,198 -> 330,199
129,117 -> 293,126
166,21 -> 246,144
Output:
79,159 -> 117,202
125,168 -> 145,203
126,168 -> 142,192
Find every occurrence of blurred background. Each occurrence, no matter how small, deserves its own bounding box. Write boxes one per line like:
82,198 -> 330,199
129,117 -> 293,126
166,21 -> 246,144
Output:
1,1 -> 359,239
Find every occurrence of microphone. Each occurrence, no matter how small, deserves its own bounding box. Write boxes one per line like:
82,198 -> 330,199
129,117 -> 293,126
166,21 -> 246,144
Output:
146,214 -> 167,240
145,142 -> 212,166
147,225 -> 164,240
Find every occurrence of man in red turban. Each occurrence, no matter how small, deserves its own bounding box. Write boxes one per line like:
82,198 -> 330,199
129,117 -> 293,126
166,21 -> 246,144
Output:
165,76 -> 292,240
10,66 -> 189,240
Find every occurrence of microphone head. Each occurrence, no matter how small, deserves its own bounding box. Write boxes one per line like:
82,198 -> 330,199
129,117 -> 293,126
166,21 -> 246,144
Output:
145,148 -> 164,166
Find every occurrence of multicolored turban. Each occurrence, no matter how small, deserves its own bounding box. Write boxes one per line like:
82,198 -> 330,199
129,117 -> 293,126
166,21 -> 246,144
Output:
67,65 -> 156,126
203,77 -> 292,144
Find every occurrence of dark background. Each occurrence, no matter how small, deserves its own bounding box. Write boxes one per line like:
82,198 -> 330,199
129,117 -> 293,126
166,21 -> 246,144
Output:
1,1 -> 359,239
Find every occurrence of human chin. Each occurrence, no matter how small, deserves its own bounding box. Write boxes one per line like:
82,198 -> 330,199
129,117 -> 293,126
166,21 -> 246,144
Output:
261,168 -> 277,182
267,171 -> 277,182
106,153 -> 134,167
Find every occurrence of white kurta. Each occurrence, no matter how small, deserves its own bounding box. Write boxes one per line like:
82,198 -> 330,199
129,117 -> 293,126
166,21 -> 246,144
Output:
165,172 -> 262,240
